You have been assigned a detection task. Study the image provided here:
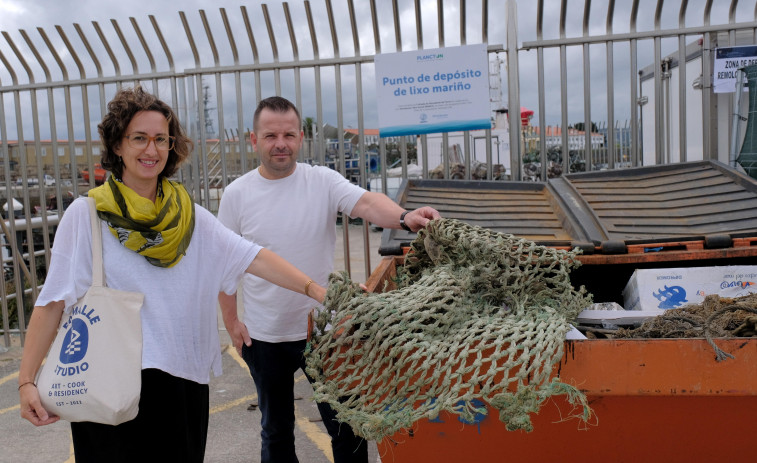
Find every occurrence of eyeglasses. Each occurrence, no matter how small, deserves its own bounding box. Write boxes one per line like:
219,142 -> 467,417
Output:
123,133 -> 175,151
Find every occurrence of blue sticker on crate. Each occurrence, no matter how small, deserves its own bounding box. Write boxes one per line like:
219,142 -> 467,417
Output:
652,285 -> 688,309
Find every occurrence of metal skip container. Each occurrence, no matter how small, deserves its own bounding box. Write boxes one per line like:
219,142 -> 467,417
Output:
366,161 -> 757,462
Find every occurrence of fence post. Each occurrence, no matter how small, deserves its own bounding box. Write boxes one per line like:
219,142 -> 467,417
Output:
506,0 -> 521,180
730,68 -> 746,168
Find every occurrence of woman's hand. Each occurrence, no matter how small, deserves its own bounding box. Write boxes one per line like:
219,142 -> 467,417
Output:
19,383 -> 59,426
18,301 -> 65,427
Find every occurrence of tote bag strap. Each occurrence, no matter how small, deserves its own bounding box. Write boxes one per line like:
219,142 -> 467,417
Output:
86,197 -> 105,288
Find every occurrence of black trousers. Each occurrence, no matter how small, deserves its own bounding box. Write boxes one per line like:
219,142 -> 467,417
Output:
242,339 -> 368,463
70,368 -> 209,463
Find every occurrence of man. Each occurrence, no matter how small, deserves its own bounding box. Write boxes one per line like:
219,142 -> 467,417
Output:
217,96 -> 440,463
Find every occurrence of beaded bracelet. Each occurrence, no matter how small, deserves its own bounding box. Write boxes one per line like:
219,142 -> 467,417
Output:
18,381 -> 36,391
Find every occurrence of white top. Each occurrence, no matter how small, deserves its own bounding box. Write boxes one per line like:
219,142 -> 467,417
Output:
35,196 -> 262,384
217,163 -> 365,342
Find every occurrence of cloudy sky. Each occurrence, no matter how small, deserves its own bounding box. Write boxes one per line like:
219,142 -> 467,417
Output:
0,0 -> 750,138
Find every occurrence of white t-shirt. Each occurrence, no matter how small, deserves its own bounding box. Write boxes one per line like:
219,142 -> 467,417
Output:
217,163 -> 365,342
35,196 -> 262,384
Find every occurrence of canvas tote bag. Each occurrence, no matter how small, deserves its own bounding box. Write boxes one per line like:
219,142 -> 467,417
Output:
36,197 -> 144,425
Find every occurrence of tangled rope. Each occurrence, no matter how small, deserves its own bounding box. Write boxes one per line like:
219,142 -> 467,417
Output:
616,293 -> 757,361
305,218 -> 594,440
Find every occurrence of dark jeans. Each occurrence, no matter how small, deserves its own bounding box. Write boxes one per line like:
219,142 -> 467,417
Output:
242,339 -> 368,463
70,368 -> 209,463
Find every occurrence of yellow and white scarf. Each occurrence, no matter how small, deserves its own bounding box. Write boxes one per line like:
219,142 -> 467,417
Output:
88,176 -> 195,268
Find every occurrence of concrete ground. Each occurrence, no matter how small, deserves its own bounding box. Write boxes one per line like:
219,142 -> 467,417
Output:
0,224 -> 388,463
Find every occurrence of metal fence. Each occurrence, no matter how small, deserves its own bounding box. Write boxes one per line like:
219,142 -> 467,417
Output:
2,0 -> 756,346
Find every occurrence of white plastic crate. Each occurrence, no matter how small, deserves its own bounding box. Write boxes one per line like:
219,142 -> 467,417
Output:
622,265 -> 757,311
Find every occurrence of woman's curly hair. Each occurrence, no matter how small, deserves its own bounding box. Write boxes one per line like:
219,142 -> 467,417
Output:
98,86 -> 192,180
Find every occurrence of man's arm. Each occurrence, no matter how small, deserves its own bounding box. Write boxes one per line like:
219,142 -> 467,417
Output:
218,291 -> 251,355
350,191 -> 441,232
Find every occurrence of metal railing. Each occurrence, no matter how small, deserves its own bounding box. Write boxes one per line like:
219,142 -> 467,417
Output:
1,0 -> 756,346
523,0 -> 757,179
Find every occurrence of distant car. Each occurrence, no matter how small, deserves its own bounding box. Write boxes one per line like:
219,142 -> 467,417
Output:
16,177 -> 37,186
81,164 -> 108,185
16,174 -> 55,187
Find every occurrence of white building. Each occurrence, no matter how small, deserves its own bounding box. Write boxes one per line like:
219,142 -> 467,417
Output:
525,126 -> 605,151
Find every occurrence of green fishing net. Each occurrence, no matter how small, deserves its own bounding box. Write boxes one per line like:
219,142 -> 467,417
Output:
306,218 -> 594,441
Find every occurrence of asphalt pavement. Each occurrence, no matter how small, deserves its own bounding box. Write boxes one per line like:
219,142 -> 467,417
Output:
0,224 -> 386,463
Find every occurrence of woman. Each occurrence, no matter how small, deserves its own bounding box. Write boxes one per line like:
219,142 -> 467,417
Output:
17,86 -> 326,462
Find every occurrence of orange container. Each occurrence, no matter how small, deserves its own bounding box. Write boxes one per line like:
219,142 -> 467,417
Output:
365,256 -> 757,463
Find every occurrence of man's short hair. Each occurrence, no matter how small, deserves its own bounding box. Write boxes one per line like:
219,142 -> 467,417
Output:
253,96 -> 301,130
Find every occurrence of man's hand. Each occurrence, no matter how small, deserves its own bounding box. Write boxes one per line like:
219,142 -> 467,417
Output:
219,292 -> 251,356
403,206 -> 441,232
227,318 -> 252,356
